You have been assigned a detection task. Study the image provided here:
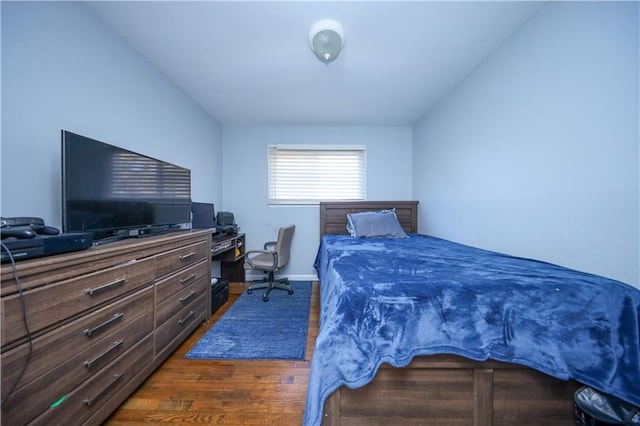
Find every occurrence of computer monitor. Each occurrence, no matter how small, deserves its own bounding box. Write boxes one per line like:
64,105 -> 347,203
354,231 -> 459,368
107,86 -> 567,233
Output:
191,202 -> 216,231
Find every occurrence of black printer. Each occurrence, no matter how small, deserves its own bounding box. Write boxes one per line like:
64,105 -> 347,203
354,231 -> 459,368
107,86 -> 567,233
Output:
216,212 -> 238,234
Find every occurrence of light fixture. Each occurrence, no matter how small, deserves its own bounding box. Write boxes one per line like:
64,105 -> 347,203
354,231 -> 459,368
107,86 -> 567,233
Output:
308,19 -> 344,64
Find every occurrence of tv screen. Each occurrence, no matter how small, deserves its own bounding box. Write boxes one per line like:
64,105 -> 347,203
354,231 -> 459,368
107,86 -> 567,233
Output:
62,130 -> 191,242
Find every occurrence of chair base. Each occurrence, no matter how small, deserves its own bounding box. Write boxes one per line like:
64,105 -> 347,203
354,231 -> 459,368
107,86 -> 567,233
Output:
247,272 -> 294,302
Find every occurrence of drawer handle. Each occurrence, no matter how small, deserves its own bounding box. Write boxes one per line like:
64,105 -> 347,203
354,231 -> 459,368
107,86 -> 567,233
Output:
179,291 -> 196,304
83,373 -> 123,407
85,278 -> 125,296
179,252 -> 196,261
179,310 -> 195,326
180,251 -> 196,260
180,274 -> 197,284
84,340 -> 124,369
84,313 -> 124,337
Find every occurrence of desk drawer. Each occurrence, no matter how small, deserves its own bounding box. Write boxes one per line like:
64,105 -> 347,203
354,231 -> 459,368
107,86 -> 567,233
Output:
155,259 -> 208,306
1,257 -> 154,347
155,240 -> 209,279
31,334 -> 154,426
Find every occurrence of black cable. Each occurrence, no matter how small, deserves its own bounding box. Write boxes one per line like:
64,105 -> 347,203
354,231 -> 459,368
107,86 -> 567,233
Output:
0,242 -> 34,407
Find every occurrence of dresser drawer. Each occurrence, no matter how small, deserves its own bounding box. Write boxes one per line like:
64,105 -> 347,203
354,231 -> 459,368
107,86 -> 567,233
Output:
155,240 -> 209,279
2,286 -> 153,399
155,292 -> 206,355
155,275 -> 208,328
31,334 -> 154,426
1,302 -> 153,425
1,257 -> 155,347
155,259 -> 209,306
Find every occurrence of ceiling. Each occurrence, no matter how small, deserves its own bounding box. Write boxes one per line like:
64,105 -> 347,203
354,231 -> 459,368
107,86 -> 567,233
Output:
85,1 -> 545,126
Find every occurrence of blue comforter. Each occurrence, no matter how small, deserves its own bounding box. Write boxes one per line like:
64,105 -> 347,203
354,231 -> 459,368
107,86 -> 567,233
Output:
303,234 -> 640,426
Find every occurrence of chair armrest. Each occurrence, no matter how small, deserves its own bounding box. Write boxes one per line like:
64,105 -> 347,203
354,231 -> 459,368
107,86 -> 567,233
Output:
263,241 -> 277,250
244,249 -> 278,270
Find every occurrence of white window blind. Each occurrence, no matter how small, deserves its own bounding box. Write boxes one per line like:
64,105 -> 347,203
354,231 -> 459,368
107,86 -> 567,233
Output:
268,145 -> 366,205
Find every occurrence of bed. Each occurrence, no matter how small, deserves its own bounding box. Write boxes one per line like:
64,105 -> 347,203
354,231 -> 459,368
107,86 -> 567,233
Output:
304,201 -> 640,426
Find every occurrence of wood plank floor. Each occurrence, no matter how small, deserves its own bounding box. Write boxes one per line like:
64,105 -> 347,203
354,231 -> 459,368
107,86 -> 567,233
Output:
105,282 -> 319,425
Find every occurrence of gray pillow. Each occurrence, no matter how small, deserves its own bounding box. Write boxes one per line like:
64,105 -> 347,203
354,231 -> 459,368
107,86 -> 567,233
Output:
346,209 -> 408,238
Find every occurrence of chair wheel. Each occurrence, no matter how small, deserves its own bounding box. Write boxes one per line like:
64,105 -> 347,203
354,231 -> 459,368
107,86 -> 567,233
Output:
247,289 -> 253,294
263,295 -> 269,302
288,289 -> 294,295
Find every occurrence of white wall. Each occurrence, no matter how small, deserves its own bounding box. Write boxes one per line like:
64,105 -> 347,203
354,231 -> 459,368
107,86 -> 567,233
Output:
222,126 -> 413,279
413,1 -> 639,287
1,2 -> 223,228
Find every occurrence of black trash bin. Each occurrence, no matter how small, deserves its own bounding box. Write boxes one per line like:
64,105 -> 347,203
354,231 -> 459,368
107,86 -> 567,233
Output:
574,386 -> 640,425
211,278 -> 229,314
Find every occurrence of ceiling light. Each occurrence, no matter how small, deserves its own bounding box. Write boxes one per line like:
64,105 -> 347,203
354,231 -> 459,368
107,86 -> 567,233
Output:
309,19 -> 344,64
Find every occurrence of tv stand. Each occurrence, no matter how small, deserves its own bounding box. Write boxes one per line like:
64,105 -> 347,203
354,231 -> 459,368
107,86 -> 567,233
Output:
127,225 -> 171,238
93,230 -> 130,246
1,230 -> 212,424
93,226 -> 184,246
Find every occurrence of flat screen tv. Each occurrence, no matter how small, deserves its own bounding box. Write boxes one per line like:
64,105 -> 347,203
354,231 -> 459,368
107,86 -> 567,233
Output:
62,130 -> 191,243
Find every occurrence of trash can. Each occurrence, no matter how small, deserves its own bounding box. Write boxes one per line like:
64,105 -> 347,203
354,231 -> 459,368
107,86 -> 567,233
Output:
574,386 -> 640,425
211,278 -> 229,314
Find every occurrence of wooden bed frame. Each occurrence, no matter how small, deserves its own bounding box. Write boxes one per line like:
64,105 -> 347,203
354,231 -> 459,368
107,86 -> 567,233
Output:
318,201 -> 581,426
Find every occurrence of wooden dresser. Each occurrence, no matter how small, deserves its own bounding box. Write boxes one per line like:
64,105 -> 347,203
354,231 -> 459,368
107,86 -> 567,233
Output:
0,230 -> 212,425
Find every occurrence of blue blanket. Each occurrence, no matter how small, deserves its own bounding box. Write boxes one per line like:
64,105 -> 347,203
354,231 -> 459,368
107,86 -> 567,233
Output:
303,234 -> 640,426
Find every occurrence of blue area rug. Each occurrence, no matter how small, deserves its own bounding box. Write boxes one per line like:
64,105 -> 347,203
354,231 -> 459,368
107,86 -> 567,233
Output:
185,281 -> 312,360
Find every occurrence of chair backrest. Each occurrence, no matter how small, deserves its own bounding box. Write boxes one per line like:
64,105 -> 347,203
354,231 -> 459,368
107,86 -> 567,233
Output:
275,225 -> 295,269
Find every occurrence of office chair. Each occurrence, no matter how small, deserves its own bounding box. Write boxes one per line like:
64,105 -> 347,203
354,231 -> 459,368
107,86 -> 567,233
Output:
244,224 -> 295,302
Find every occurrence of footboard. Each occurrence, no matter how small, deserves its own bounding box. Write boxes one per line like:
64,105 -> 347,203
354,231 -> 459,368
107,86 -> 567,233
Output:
321,354 -> 581,426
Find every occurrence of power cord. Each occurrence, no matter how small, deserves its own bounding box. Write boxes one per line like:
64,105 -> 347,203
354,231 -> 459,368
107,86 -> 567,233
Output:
0,242 -> 34,408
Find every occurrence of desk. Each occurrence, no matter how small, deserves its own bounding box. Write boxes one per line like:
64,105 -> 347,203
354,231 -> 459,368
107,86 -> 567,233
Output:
212,233 -> 245,282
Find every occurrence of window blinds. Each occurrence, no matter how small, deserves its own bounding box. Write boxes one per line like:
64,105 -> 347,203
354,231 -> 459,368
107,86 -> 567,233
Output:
268,145 -> 366,204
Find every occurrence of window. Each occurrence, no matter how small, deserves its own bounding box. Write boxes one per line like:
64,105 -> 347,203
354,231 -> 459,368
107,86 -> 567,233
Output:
268,145 -> 366,205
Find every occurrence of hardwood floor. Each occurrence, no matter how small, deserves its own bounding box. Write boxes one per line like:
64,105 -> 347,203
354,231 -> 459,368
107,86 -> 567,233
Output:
105,282 -> 320,425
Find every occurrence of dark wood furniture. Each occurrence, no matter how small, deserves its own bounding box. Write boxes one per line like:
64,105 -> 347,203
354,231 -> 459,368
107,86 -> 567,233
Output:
1,230 -> 211,425
317,201 -> 581,426
212,232 -> 245,282
319,200 -> 418,236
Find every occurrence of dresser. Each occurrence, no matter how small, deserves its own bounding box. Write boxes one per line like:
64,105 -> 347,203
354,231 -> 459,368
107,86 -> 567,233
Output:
1,230 -> 212,425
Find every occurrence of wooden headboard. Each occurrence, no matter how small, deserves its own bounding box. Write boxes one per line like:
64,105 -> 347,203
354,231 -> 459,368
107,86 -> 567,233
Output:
319,201 -> 419,237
